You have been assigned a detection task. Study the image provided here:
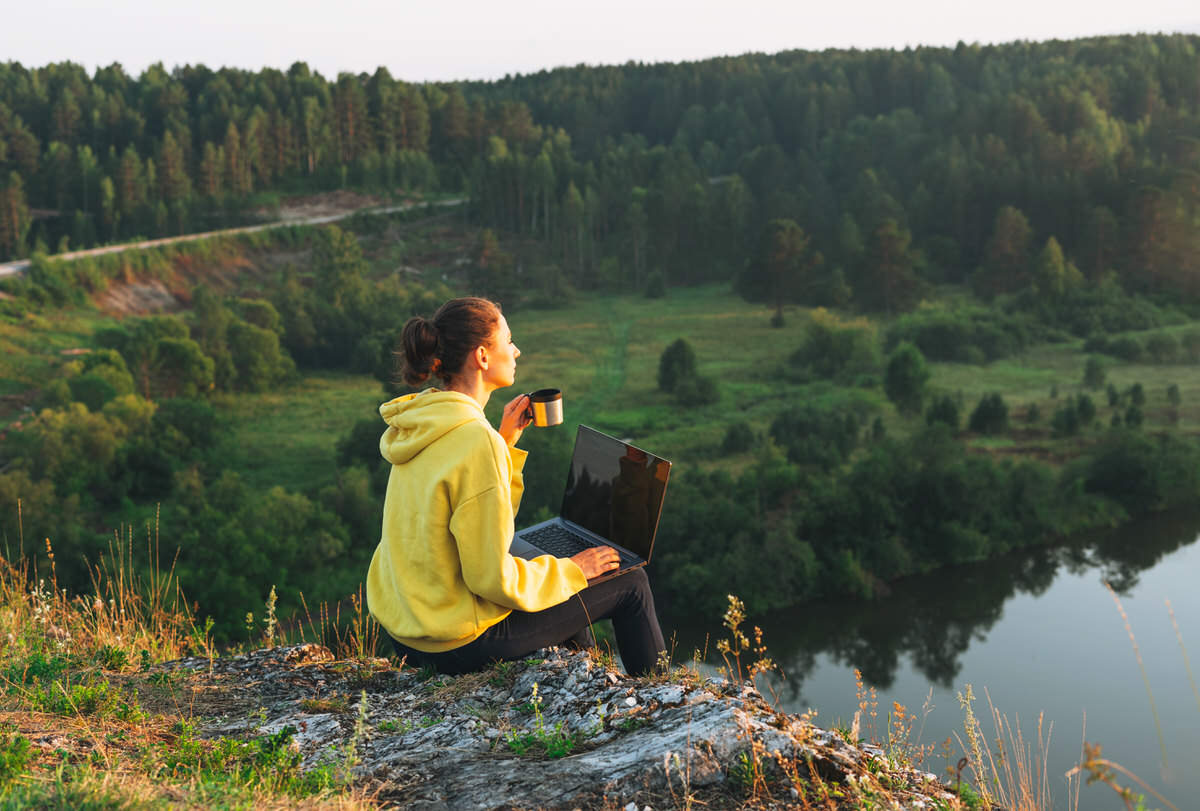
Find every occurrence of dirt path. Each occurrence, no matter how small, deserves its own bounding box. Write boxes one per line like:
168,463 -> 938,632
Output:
0,196 -> 464,279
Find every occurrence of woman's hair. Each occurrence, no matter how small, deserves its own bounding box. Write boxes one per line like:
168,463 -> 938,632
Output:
399,297 -> 501,387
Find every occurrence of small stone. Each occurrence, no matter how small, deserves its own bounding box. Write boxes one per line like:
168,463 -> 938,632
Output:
623,803 -> 637,811
624,697 -> 637,707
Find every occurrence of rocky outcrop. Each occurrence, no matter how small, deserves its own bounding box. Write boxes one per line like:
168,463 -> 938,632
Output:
158,644 -> 962,809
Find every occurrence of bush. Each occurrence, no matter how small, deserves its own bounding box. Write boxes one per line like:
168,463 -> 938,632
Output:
1072,431 -> 1200,514
1145,332 -> 1179,363
721,422 -> 756,455
1051,404 -> 1081,437
1076,394 -> 1096,426
1129,382 -> 1145,406
657,338 -> 717,406
968,393 -> 1009,434
790,310 -> 881,382
1025,402 -> 1041,423
884,342 -> 930,415
1182,329 -> 1200,362
925,395 -> 960,429
1083,356 -> 1105,390
1108,336 -> 1143,361
770,404 -> 863,471
658,339 -> 697,393
644,271 -> 666,299
68,374 -> 118,412
673,375 -> 719,406
885,306 -> 1037,363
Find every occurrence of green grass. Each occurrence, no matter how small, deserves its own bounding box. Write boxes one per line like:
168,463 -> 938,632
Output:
214,373 -> 384,492
8,280 -> 1200,492
0,309 -> 112,398
199,285 -> 1200,489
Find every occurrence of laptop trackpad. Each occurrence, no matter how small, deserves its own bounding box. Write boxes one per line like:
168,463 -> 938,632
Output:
510,536 -> 541,560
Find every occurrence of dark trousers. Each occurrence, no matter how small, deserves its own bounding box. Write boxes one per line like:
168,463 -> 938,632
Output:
390,568 -> 666,676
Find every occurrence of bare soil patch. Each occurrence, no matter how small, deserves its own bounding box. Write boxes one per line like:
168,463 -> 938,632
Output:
271,190 -> 386,223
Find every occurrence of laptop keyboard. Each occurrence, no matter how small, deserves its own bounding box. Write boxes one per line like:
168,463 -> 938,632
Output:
521,524 -> 637,564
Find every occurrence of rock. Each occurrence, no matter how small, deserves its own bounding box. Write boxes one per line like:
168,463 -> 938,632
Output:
160,644 -> 963,810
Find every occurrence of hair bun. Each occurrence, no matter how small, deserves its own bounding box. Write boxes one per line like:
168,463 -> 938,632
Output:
400,315 -> 442,387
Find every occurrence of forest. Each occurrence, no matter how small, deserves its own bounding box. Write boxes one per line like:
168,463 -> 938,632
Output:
3,34 -> 1200,637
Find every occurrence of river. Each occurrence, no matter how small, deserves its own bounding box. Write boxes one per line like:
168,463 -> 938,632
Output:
660,508 -> 1200,810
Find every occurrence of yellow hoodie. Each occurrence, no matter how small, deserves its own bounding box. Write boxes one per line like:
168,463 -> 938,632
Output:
366,389 -> 588,653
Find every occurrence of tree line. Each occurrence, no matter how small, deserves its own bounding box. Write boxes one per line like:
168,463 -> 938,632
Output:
0,60 -> 546,257
460,34 -> 1200,314
5,35 -> 1200,320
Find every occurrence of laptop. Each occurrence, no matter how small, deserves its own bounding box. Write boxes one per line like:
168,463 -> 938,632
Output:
510,425 -> 672,584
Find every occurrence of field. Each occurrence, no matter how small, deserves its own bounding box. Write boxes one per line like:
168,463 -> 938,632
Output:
8,280 -> 1200,495
215,285 -> 1200,490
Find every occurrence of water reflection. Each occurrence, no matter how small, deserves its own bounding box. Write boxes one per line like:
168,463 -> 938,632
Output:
659,508 -> 1200,702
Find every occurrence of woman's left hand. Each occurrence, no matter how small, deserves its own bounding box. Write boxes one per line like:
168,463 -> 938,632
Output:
498,393 -> 532,446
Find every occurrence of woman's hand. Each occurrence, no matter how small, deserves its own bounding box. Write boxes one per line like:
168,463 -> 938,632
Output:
498,393 -> 532,446
570,546 -> 621,580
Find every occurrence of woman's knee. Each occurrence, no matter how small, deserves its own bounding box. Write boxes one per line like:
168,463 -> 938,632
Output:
625,567 -> 653,598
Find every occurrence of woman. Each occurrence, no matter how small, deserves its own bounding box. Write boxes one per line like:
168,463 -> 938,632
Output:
366,296 -> 666,676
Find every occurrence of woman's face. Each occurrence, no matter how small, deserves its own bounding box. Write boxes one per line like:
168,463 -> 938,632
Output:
483,313 -> 520,390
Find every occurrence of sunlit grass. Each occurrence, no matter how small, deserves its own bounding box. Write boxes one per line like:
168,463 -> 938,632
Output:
215,373 -> 384,492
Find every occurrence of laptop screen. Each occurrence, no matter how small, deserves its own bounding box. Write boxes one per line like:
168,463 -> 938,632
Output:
560,426 -> 671,560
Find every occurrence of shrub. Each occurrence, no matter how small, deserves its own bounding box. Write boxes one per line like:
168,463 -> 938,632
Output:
658,339 -> 697,393
770,404 -> 862,471
1026,402 -> 1041,424
1083,356 -> 1105,390
1145,332 -> 1179,363
1129,382 -> 1145,406
1167,383 -> 1182,407
644,271 -> 666,299
657,338 -> 717,406
1108,336 -> 1143,361
885,306 -> 1036,362
884,342 -> 930,416
1051,404 -> 1080,437
1106,383 -> 1120,407
721,422 -> 756,455
68,374 -> 118,412
968,393 -> 1009,434
673,375 -> 719,406
1076,394 -> 1096,426
925,395 -> 960,429
1072,431 -> 1200,514
790,309 -> 881,382
1182,329 -> 1200,362
0,732 -> 33,787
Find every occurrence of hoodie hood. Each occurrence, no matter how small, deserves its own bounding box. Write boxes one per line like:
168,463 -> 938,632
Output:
379,389 -> 484,465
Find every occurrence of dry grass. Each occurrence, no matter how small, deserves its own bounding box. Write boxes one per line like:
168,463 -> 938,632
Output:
0,524 -> 385,809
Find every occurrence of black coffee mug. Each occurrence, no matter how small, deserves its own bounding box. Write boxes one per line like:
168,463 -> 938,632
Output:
525,388 -> 563,427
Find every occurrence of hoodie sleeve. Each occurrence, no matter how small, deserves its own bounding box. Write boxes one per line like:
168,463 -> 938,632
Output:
508,445 -> 528,516
448,456 -> 587,612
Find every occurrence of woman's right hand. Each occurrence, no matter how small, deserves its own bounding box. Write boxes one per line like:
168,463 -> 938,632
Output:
570,546 -> 621,579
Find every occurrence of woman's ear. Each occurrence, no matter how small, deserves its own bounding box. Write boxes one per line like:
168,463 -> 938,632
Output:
474,344 -> 489,370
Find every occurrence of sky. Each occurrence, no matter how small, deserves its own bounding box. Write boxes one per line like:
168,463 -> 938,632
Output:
4,0 -> 1199,82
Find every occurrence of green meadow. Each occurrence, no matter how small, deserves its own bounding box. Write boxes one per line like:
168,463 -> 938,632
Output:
196,285 -> 1200,490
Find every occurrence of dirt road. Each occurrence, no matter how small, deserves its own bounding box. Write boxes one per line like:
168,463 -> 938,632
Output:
0,197 -> 464,279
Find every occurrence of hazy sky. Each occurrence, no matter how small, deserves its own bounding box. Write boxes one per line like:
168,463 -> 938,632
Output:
5,0 -> 1199,82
